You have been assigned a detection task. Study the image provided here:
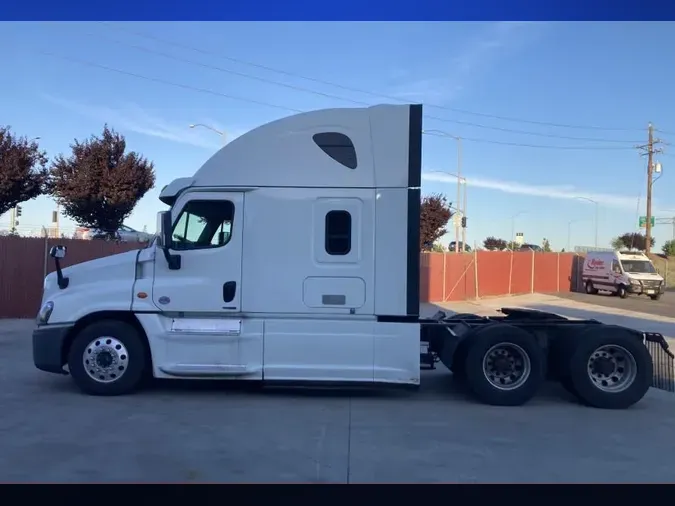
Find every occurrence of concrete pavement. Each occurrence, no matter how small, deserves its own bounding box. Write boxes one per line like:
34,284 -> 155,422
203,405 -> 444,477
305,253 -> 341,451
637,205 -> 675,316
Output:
3,310 -> 675,482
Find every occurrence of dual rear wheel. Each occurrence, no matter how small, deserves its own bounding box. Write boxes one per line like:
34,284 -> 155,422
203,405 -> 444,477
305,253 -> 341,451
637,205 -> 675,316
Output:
453,323 -> 652,409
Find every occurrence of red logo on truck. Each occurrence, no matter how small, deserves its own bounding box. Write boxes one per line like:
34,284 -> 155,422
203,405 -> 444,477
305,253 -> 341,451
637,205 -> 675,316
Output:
587,258 -> 605,270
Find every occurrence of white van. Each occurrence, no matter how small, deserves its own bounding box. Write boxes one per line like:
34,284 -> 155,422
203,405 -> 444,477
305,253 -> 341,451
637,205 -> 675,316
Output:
582,250 -> 665,300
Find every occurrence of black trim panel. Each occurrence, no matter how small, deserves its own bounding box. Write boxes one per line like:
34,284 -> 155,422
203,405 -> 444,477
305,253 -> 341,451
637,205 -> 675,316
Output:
406,188 -> 421,317
33,325 -> 72,375
405,104 -> 423,318
376,314 -> 420,323
407,104 -> 423,188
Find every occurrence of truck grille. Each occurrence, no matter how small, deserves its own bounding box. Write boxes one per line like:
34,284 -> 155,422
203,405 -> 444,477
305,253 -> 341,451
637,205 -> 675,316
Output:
642,280 -> 662,289
645,333 -> 675,392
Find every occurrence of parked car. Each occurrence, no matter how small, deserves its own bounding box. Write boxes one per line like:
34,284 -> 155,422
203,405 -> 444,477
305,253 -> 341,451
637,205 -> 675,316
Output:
74,225 -> 153,243
518,244 -> 543,252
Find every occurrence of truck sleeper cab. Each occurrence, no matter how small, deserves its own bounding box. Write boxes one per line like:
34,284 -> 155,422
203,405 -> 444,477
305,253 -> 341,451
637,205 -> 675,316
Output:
32,104 -> 674,409
33,103 -> 424,395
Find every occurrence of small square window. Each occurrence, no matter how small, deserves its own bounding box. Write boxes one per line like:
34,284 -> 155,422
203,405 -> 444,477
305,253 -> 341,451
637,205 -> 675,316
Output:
325,210 -> 351,255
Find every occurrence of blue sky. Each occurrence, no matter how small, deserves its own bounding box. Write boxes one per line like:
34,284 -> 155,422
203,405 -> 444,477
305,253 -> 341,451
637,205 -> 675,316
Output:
2,21 -> 675,250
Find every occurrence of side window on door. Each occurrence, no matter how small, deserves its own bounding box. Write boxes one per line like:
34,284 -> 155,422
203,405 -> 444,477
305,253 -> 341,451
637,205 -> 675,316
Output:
612,261 -> 621,273
171,200 -> 235,251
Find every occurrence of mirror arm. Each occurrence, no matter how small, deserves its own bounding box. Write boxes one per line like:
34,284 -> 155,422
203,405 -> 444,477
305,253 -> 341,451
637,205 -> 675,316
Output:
55,257 -> 69,289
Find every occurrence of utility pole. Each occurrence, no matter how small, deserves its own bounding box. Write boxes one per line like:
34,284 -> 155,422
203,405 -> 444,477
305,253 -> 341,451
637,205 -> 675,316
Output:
454,138 -> 463,253
460,177 -> 467,252
637,123 -> 664,255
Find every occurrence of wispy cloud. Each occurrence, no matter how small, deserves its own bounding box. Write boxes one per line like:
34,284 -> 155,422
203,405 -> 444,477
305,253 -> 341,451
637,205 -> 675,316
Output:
387,22 -> 542,104
40,93 -> 242,150
422,171 -> 650,211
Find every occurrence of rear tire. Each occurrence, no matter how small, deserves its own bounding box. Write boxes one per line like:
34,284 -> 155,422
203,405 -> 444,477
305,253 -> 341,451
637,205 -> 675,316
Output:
67,319 -> 148,396
462,324 -> 545,406
563,327 -> 652,409
585,280 -> 598,295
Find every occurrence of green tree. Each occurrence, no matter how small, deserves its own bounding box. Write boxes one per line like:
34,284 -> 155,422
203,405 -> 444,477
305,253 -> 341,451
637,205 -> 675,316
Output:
420,193 -> 453,251
49,125 -> 155,238
542,238 -> 552,252
483,236 -> 507,251
662,239 -> 675,257
611,232 -> 655,252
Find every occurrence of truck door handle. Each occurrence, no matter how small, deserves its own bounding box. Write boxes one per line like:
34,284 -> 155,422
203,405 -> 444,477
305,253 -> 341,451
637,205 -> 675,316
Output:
223,281 -> 237,303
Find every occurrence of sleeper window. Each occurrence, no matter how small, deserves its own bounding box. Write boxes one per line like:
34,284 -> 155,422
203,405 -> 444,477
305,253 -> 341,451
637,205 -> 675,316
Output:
171,200 -> 234,251
325,210 -> 352,255
312,132 -> 358,169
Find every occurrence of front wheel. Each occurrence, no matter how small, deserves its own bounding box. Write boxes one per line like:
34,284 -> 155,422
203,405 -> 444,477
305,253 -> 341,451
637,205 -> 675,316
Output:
67,320 -> 148,396
616,285 -> 628,299
650,294 -> 662,301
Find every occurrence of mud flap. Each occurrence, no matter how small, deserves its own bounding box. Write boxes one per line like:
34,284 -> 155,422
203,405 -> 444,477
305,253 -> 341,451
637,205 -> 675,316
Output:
644,332 -> 675,393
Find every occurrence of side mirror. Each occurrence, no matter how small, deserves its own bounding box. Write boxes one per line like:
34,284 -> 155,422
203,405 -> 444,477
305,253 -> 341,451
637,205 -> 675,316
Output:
49,245 -> 67,259
156,210 -> 181,270
49,245 -> 69,289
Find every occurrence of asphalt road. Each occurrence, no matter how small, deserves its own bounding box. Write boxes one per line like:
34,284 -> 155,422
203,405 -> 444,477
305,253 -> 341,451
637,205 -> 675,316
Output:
557,290 -> 675,319
4,319 -> 675,483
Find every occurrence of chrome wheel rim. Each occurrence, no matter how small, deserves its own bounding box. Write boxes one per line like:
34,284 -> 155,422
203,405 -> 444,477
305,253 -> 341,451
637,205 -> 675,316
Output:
82,337 -> 129,383
482,342 -> 531,391
587,345 -> 637,393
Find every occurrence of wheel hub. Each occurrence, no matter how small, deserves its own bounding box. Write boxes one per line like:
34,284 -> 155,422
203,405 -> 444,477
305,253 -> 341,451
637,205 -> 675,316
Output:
482,343 -> 531,391
82,337 -> 129,384
587,345 -> 637,393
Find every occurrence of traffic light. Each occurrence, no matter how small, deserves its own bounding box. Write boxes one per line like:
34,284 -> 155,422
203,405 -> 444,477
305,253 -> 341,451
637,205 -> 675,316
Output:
52,211 -> 58,223
16,205 -> 22,217
461,216 -> 467,228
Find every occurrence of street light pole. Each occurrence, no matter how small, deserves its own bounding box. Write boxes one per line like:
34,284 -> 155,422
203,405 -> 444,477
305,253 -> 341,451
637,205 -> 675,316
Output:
425,170 -> 467,252
422,130 -> 463,252
189,124 -> 227,144
575,197 -> 598,248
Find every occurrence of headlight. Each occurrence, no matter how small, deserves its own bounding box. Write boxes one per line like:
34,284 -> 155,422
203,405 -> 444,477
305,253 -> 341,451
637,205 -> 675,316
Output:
36,301 -> 54,325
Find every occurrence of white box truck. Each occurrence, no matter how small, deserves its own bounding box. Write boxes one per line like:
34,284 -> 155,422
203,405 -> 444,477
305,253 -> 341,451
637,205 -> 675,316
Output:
32,104 -> 674,409
582,250 -> 665,300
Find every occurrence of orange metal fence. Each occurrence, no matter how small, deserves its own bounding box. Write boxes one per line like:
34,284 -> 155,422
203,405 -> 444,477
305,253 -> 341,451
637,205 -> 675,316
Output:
420,251 -> 583,303
0,236 -> 583,318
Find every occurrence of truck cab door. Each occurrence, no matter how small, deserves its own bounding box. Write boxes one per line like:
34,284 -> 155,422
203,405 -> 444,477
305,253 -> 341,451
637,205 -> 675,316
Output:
152,191 -> 244,313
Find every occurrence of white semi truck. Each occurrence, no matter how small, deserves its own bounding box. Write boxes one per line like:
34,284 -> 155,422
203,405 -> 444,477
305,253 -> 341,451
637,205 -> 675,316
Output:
32,104 -> 674,409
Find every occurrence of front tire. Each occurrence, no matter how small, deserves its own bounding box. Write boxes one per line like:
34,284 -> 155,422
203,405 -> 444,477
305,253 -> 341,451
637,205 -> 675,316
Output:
616,285 -> 628,299
67,320 -> 148,396
650,294 -> 661,301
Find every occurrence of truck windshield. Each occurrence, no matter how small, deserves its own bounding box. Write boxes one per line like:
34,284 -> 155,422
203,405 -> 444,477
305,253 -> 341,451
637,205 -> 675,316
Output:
620,260 -> 656,274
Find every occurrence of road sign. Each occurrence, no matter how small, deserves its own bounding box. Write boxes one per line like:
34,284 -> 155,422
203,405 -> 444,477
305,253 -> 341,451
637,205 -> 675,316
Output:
639,216 -> 655,228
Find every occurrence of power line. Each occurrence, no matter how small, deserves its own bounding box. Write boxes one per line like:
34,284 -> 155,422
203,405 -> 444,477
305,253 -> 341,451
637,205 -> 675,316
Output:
82,28 -> 642,144
37,50 -> 639,152
39,51 -> 304,114
96,22 -> 645,134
